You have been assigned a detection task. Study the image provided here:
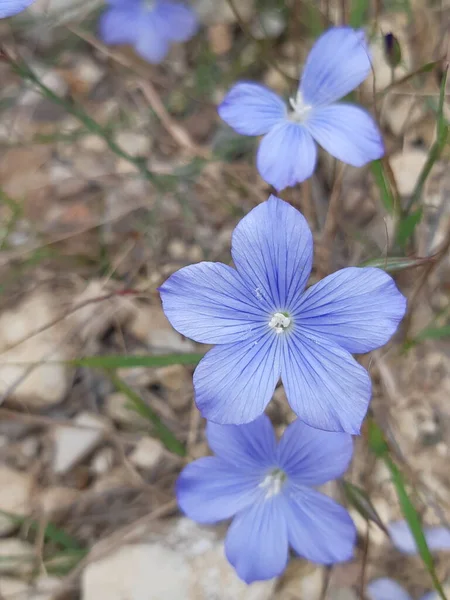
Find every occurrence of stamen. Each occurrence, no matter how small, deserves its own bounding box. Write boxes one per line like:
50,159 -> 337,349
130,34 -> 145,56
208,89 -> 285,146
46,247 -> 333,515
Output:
269,312 -> 291,334
288,90 -> 312,123
259,469 -> 287,498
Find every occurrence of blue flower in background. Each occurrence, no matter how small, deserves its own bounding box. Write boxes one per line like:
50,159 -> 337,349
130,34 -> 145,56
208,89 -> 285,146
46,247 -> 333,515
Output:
159,196 -> 407,432
218,27 -> 384,191
0,0 -> 35,18
177,416 -> 356,583
99,0 -> 199,64
367,578 -> 438,600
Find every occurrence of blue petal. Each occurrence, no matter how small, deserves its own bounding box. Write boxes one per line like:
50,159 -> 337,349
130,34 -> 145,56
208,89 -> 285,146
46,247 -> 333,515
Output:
285,487 -> 356,563
305,104 -> 384,167
294,267 -> 407,354
135,13 -> 170,63
99,6 -> 140,45
225,497 -> 289,583
218,82 -> 287,136
388,520 -> 450,555
256,122 -> 317,190
176,457 -> 260,524
0,0 -> 35,18
281,334 -> 371,433
159,262 -> 266,344
153,0 -> 199,42
231,196 -> 313,313
206,416 -> 277,470
300,26 -> 371,106
277,419 -> 353,485
366,578 -> 412,600
194,334 -> 281,424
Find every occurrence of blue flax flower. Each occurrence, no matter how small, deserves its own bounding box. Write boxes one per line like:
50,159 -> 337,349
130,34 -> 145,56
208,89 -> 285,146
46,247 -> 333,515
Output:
99,0 -> 198,64
177,416 -> 356,583
159,196 -> 407,433
218,26 -> 384,191
367,578 -> 437,600
0,0 -> 35,18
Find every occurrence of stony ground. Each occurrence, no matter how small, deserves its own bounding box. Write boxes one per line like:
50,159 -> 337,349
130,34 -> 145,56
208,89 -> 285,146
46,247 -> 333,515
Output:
0,0 -> 449,598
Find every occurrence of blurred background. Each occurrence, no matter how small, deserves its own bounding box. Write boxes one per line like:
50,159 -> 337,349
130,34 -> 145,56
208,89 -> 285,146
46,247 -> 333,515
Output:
0,0 -> 449,598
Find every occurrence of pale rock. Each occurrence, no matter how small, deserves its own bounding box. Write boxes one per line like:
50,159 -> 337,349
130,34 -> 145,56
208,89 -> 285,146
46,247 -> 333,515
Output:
0,292 -> 72,409
80,135 -> 109,153
116,132 -> 151,157
19,65 -> 68,106
129,437 -> 164,470
31,575 -> 62,600
155,364 -> 192,410
0,467 -> 33,536
0,539 -> 34,575
193,0 -> 255,25
29,0 -> 103,21
115,158 -> 141,175
92,466 -> 134,493
52,412 -> 109,474
37,486 -> 80,514
251,8 -> 286,39
0,577 -> 30,598
390,149 -> 428,196
117,366 -> 154,388
207,23 -> 233,55
129,305 -> 196,353
73,58 -> 104,92
82,518 -> 276,600
68,279 -> 133,341
19,437 -> 39,459
91,447 -> 115,475
168,239 -> 187,260
49,162 -> 86,197
105,392 -> 144,428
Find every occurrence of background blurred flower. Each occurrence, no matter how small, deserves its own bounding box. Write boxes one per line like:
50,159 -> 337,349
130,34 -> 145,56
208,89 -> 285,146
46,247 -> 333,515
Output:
159,195 -> 407,432
177,416 -> 356,583
367,577 -> 438,600
99,0 -> 199,64
219,27 -> 384,190
0,0 -> 35,18
388,519 -> 450,555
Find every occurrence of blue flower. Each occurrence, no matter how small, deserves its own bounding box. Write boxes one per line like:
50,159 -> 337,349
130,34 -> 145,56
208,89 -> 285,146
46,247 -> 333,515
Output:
177,415 -> 356,583
159,195 -> 407,433
99,0 -> 199,64
388,519 -> 450,555
0,0 -> 35,18
218,27 -> 384,191
367,578 -> 438,600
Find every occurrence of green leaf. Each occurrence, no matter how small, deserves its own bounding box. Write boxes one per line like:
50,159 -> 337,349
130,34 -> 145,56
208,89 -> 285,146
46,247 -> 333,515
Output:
108,373 -> 186,456
367,419 -> 389,457
410,324 -> 450,345
68,353 -> 204,369
396,207 -> 423,247
371,159 -> 398,216
360,255 -> 431,273
340,480 -> 388,533
349,0 -> 370,27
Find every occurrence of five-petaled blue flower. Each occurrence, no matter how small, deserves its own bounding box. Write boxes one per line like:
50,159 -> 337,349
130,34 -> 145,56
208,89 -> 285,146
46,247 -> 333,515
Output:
367,578 -> 437,600
99,0 -> 198,64
177,415 -> 356,583
159,195 -> 407,433
0,0 -> 35,18
218,26 -> 384,191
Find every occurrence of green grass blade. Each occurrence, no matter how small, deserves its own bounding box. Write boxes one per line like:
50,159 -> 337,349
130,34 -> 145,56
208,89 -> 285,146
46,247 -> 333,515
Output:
371,159 -> 399,216
359,255 -> 431,273
109,373 -> 186,456
396,207 -> 423,247
367,419 -> 447,600
69,353 -> 204,369
349,0 -> 370,27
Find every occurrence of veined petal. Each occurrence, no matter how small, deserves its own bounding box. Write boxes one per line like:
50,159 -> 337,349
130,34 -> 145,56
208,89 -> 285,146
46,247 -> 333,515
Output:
206,416 -> 277,470
256,122 -> 317,190
218,82 -> 287,136
300,26 -> 371,106
277,419 -> 353,485
99,6 -> 141,45
225,497 -> 289,583
285,487 -> 356,563
231,196 -> 313,312
281,334 -> 371,433
153,0 -> 199,42
135,13 -> 170,63
176,457 -> 260,524
159,262 -> 266,344
388,520 -> 450,555
306,104 -> 384,166
194,334 -> 281,424
294,267 -> 407,354
0,0 -> 34,17
366,578 -> 412,600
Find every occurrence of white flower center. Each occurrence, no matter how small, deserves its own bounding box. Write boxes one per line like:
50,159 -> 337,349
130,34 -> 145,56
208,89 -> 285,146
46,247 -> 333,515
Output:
269,312 -> 291,334
289,90 -> 312,123
260,469 -> 287,498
